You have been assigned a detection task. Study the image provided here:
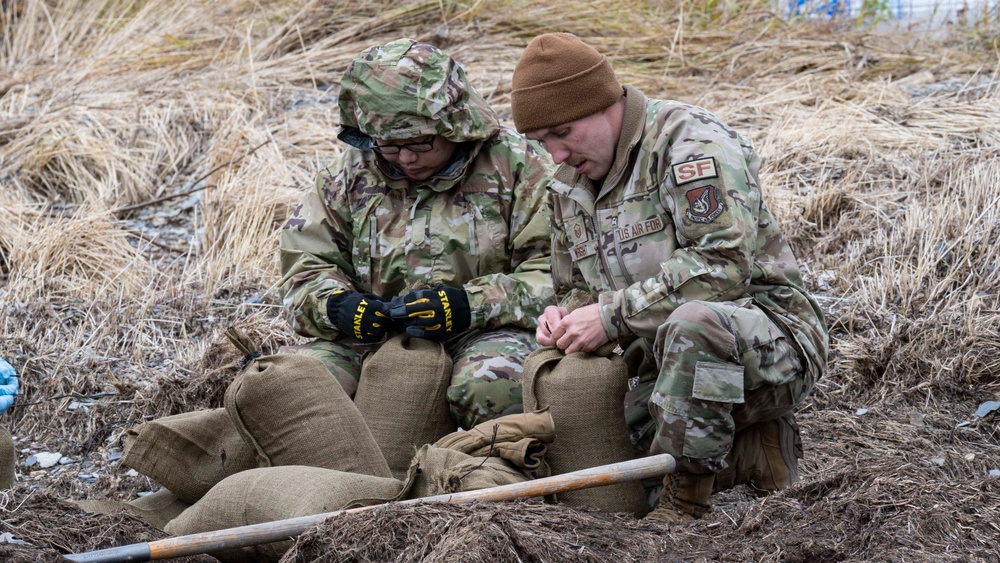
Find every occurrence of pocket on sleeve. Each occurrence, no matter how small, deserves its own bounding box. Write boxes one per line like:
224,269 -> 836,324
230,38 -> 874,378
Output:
691,361 -> 745,404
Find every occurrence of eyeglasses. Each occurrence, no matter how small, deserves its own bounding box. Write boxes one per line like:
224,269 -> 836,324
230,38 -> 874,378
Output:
372,137 -> 436,155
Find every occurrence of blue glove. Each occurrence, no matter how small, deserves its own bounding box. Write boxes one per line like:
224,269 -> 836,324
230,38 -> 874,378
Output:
0,358 -> 18,415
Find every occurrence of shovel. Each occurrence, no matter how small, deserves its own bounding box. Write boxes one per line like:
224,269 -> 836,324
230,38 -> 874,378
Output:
66,453 -> 675,562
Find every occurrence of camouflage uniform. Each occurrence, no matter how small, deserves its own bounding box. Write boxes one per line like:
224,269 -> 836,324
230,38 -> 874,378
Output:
280,39 -> 556,429
549,85 -> 829,473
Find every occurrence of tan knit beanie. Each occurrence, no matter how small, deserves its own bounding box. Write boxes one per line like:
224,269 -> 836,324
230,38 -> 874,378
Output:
511,32 -> 623,133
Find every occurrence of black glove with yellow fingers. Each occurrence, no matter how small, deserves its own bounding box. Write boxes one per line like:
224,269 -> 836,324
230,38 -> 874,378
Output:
327,290 -> 392,344
388,286 -> 471,342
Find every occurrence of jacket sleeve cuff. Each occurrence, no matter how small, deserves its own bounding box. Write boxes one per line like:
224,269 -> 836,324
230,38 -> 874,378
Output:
464,286 -> 487,330
598,291 -> 626,341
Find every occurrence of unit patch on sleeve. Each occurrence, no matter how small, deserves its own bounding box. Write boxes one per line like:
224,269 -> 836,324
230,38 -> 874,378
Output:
671,157 -> 719,186
615,216 -> 665,243
685,185 -> 726,223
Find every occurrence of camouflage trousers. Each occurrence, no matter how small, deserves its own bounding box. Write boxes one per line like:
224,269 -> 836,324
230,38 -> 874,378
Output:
280,327 -> 537,430
623,298 -> 815,474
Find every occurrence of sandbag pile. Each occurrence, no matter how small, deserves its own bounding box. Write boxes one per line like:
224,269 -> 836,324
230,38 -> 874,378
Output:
111,330 -> 646,562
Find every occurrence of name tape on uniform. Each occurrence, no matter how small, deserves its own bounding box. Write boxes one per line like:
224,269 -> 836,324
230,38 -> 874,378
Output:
569,240 -> 597,261
616,216 -> 664,243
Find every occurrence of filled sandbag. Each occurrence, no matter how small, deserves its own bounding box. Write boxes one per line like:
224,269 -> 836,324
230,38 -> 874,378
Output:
354,333 -> 456,479
522,344 -> 648,515
166,465 -> 404,562
224,353 -> 391,477
121,408 -> 258,504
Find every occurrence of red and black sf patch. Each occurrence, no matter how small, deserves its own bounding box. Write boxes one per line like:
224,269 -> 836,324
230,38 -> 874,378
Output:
685,185 -> 726,223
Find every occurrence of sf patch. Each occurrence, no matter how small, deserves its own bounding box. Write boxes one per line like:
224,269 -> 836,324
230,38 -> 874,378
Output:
672,157 -> 718,186
685,185 -> 726,223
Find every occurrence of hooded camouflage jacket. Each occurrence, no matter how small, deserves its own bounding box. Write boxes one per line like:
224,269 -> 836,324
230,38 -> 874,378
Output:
549,85 -> 828,378
280,39 -> 555,340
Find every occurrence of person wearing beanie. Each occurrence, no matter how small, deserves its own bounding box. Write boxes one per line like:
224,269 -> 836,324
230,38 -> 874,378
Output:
512,33 -> 829,522
279,39 -> 556,430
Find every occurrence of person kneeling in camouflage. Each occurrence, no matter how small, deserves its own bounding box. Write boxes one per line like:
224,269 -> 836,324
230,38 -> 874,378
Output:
510,33 -> 829,521
280,39 -> 555,430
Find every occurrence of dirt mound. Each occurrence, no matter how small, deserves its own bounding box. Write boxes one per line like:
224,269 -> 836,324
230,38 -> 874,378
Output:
282,501 -> 664,562
0,489 -> 215,562
283,460 -> 999,563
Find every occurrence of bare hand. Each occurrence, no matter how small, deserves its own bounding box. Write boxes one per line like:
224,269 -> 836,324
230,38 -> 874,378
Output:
551,304 -> 610,354
536,305 -> 568,347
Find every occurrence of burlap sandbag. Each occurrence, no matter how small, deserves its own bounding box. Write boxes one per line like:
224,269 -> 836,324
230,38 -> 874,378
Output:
0,425 -> 14,489
166,465 -> 404,562
354,333 -> 456,479
224,353 -> 391,477
402,444 -> 531,500
522,345 -> 648,515
121,408 -> 258,504
75,488 -> 190,531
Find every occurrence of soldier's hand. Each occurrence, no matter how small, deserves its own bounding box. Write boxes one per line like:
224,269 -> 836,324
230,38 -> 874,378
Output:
553,304 -> 610,354
327,290 -> 391,344
536,305 -> 568,347
389,286 -> 471,342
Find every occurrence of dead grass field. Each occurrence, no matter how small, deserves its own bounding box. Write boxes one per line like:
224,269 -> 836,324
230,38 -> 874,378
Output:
1,0 -> 999,561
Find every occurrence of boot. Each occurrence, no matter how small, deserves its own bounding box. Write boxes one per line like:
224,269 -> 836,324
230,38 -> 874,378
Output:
645,471 -> 714,523
752,412 -> 802,490
713,446 -> 738,493
713,412 -> 803,493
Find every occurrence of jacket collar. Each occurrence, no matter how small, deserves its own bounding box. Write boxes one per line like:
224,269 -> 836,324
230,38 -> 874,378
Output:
599,84 -> 646,199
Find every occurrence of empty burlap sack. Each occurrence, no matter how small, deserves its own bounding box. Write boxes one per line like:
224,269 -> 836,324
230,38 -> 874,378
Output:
224,352 -> 391,477
522,344 -> 648,515
75,488 -> 190,531
166,465 -> 404,563
354,333 -> 456,479
434,410 -> 555,474
402,444 -> 531,500
0,425 -> 14,489
121,408 -> 258,504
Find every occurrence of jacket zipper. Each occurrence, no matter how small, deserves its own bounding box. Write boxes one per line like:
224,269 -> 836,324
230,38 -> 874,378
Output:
609,214 -> 636,287
589,214 -> 619,292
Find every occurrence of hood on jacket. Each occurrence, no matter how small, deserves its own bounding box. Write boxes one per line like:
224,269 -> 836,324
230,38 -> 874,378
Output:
337,39 -> 500,149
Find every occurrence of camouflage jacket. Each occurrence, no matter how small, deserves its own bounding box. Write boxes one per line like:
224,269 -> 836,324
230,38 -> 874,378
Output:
280,39 -> 555,340
549,85 -> 828,377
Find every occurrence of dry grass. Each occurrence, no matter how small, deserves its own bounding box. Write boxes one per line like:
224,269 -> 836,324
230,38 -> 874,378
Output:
3,205 -> 155,300
0,0 -> 998,559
